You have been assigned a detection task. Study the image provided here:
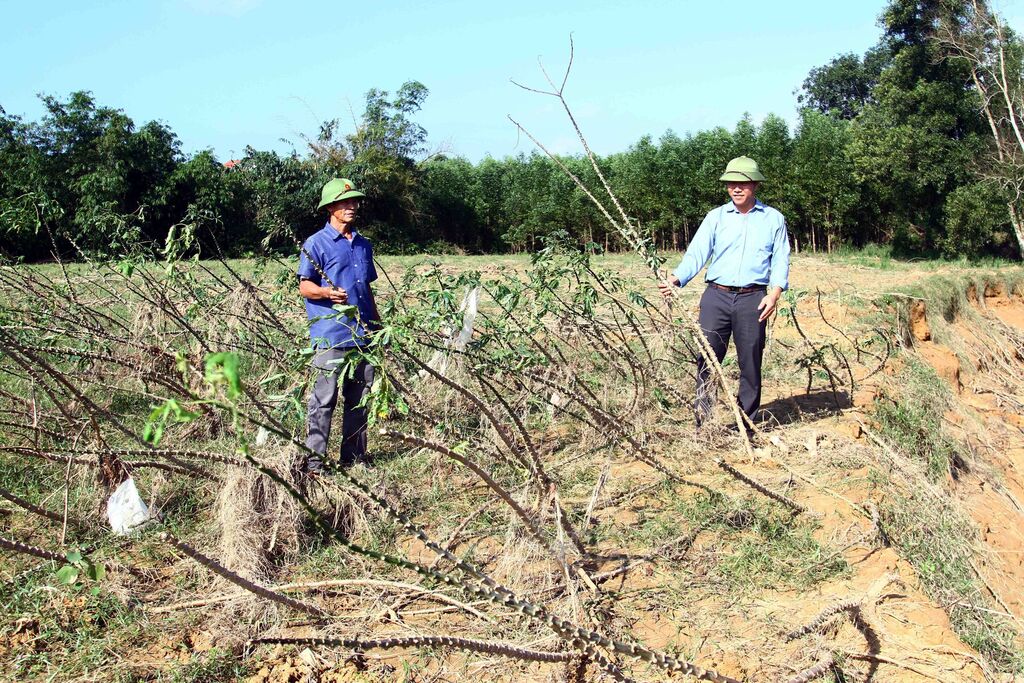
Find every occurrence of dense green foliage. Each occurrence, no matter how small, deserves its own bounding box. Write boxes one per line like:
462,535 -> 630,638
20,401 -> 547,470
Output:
1,0 -> 1021,261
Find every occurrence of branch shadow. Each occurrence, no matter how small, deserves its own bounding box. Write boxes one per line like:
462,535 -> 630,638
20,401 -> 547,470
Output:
757,389 -> 852,431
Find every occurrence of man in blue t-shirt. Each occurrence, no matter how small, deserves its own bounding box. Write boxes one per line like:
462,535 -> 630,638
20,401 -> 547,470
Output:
298,178 -> 381,471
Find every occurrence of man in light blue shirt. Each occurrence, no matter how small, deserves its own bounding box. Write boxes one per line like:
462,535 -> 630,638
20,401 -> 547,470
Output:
658,156 -> 791,431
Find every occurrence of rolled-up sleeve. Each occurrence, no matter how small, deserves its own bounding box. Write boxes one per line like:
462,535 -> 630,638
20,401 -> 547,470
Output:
768,219 -> 791,291
672,211 -> 716,287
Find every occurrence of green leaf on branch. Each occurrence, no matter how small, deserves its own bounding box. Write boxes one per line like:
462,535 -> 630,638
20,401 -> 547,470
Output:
143,398 -> 200,445
56,549 -> 106,586
56,565 -> 79,585
394,394 -> 409,416
205,351 -> 242,398
116,259 -> 135,278
331,304 -> 359,317
84,562 -> 105,581
174,351 -> 190,375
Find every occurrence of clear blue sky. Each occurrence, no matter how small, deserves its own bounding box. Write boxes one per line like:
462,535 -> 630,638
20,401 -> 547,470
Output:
2,0 -> 1022,162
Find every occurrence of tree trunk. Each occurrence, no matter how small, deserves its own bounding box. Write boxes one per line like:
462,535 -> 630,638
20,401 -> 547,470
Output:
1009,202 -> 1024,258
824,207 -> 833,254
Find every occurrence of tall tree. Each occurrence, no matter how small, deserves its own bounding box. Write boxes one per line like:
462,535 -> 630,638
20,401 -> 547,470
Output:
418,155 -> 488,251
732,114 -> 757,155
753,114 -> 795,221
344,81 -> 430,245
0,106 -> 55,259
798,49 -> 891,119
0,92 -> 182,256
610,136 -> 672,248
846,0 -> 987,253
791,110 -> 860,252
656,130 -> 700,247
688,127 -> 735,213
936,0 -> 1024,257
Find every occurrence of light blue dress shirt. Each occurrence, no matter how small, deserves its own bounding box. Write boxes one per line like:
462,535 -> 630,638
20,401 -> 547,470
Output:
672,200 -> 791,291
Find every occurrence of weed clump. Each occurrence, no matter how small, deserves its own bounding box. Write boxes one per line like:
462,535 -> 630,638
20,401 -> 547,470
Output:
873,358 -> 962,480
214,444 -> 304,585
161,648 -> 252,683
638,493 -> 849,591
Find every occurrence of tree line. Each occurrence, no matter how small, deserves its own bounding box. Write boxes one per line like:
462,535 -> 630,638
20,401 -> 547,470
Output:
2,0 -> 1022,262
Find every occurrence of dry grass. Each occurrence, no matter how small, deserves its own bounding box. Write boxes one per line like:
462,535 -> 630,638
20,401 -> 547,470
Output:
214,444 -> 303,585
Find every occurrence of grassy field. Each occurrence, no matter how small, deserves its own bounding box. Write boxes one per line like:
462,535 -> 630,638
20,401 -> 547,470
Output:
1,249 -> 1023,682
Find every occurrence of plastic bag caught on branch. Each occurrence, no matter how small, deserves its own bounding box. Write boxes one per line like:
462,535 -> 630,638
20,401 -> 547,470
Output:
107,477 -> 150,535
451,286 -> 478,352
424,286 -> 479,377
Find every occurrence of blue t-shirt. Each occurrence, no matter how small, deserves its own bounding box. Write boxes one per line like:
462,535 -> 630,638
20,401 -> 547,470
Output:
297,224 -> 378,349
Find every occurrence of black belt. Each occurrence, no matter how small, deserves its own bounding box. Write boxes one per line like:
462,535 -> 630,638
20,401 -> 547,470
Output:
707,282 -> 766,294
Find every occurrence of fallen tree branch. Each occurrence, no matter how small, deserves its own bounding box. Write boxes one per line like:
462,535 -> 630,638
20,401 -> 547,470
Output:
716,458 -> 806,514
786,654 -> 836,683
148,578 -> 493,623
0,534 -> 67,562
160,532 -> 328,618
252,634 -> 576,664
0,486 -> 80,528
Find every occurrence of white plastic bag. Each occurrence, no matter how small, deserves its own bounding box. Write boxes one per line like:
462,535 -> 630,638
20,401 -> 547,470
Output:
425,286 -> 480,376
452,286 -> 478,353
107,477 -> 150,535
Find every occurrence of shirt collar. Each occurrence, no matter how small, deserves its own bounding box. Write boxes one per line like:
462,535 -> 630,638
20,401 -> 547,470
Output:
725,199 -> 765,214
322,222 -> 360,242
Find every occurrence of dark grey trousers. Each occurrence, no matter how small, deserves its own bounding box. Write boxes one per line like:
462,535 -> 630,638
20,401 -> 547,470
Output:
695,285 -> 768,426
305,349 -> 374,468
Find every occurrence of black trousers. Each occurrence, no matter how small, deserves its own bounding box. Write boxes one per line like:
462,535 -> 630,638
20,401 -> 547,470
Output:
695,285 -> 768,425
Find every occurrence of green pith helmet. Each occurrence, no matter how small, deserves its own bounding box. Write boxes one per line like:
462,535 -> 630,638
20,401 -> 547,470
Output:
317,178 -> 366,210
719,156 -> 766,182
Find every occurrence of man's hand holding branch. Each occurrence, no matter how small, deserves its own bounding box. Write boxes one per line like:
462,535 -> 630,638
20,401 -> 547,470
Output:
658,275 -> 680,300
323,286 -> 348,306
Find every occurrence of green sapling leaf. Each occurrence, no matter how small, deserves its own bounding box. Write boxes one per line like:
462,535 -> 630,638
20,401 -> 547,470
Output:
85,562 -> 105,581
56,565 -> 79,585
116,259 -> 135,278
204,352 -> 243,398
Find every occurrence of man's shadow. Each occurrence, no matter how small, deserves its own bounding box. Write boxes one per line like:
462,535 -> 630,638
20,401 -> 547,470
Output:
757,389 -> 852,431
